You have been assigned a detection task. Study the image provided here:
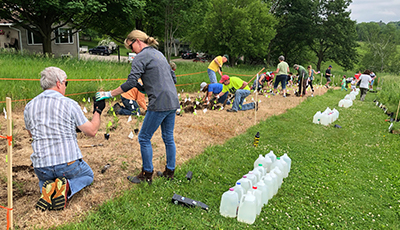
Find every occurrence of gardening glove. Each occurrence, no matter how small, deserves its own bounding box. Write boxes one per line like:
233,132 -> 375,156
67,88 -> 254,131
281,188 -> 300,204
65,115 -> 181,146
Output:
135,82 -> 146,94
93,97 -> 106,115
95,91 -> 113,101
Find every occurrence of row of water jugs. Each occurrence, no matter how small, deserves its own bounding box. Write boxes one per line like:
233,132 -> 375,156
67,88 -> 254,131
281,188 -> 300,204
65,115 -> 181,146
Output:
338,89 -> 359,108
219,151 -> 292,224
313,107 -> 339,126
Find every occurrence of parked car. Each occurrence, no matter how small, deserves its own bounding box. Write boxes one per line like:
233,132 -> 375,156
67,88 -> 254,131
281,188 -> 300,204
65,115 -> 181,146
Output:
181,50 -> 197,59
89,46 -> 111,56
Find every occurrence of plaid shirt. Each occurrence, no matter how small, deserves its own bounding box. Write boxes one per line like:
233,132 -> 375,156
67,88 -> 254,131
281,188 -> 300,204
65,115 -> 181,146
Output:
24,90 -> 88,168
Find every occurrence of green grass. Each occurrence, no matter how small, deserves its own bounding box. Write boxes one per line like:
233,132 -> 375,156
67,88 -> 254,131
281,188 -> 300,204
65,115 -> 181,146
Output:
0,53 -> 265,107
53,89 -> 400,229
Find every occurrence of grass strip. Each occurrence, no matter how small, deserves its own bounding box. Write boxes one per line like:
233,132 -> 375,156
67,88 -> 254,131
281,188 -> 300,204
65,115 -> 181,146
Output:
57,89 -> 400,229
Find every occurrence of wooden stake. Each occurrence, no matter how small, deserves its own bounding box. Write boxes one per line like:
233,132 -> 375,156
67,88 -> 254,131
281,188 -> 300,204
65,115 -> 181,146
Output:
254,74 -> 259,125
247,67 -> 265,85
395,100 -> 400,122
6,97 -> 13,229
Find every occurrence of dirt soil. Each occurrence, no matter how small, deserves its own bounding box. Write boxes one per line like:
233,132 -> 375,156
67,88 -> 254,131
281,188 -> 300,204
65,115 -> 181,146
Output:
0,86 -> 329,229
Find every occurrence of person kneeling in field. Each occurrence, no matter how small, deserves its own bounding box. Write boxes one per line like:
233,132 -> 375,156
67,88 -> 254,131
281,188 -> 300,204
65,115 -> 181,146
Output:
24,67 -> 105,211
200,82 -> 231,105
216,75 -> 256,112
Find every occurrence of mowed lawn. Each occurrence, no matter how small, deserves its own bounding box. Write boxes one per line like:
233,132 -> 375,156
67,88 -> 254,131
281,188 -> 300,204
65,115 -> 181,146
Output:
56,89 -> 400,229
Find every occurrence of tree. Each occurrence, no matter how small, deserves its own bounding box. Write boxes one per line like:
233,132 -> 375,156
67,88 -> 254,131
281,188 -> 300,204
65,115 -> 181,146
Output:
308,0 -> 358,71
83,0 -> 146,44
0,0 -> 108,55
188,0 -> 277,65
358,22 -> 398,72
267,0 -> 314,67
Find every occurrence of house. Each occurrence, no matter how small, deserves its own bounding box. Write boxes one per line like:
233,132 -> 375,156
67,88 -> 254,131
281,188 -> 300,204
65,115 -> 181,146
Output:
0,19 -> 80,58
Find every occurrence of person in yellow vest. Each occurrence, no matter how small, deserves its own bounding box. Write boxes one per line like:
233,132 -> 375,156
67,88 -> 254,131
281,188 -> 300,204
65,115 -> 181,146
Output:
207,54 -> 228,83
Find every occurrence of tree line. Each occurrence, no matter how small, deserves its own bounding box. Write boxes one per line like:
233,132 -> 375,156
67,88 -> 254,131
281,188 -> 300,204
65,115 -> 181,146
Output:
0,0 -> 399,74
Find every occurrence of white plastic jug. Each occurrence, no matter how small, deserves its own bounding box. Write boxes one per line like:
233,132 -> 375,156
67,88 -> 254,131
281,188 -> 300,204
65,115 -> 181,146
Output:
320,112 -> 331,126
265,151 -> 277,165
348,93 -> 356,100
254,164 -> 266,178
313,111 -> 322,124
256,180 -> 269,205
245,171 -> 258,186
254,154 -> 267,170
339,99 -> 352,108
332,108 -> 339,121
344,94 -> 352,100
237,191 -> 257,224
262,174 -> 274,200
264,157 -> 273,173
278,158 -> 289,178
233,182 -> 244,202
268,171 -> 279,196
252,168 -> 262,182
236,176 -> 252,193
220,188 -> 239,218
272,167 -> 283,188
252,186 -> 263,215
271,157 -> 285,175
281,153 -> 292,173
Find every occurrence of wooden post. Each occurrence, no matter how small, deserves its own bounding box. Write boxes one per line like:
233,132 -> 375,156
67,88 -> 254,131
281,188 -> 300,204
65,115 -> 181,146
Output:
6,97 -> 13,229
254,74 -> 259,125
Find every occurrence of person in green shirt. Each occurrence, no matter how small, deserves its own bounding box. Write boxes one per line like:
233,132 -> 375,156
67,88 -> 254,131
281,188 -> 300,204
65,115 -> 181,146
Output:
341,75 -> 348,91
293,64 -> 308,97
272,55 -> 290,97
216,75 -> 256,112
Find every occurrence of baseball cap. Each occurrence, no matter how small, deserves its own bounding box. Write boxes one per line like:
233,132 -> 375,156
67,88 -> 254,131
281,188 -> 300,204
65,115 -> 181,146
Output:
219,75 -> 230,83
329,65 -> 332,68
223,54 -> 229,60
200,82 -> 207,91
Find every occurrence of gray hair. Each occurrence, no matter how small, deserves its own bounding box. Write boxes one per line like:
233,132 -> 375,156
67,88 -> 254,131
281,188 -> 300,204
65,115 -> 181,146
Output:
293,64 -> 299,69
40,67 -> 67,90
278,55 -> 285,61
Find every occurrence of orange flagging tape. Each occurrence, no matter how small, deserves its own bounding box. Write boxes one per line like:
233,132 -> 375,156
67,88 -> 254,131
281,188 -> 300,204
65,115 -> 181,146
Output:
0,205 -> 13,230
0,135 -> 12,146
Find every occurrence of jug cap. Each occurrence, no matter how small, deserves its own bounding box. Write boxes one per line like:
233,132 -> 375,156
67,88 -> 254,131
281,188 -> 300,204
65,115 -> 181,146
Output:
252,186 -> 257,189
229,188 -> 234,191
277,157 -> 280,160
258,163 -> 263,167
236,182 -> 241,185
243,175 -> 247,178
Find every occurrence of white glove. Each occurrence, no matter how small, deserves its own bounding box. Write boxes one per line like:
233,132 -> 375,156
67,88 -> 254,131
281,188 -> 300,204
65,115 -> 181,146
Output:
95,91 -> 113,101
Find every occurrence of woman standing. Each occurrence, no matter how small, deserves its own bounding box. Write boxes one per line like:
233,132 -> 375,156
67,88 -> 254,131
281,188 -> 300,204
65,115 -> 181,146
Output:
96,30 -> 180,184
306,65 -> 319,97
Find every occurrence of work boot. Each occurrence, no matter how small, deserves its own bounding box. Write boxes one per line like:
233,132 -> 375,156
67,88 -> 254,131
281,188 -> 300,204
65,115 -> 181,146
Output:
113,103 -> 122,114
127,168 -> 153,184
159,166 -> 175,180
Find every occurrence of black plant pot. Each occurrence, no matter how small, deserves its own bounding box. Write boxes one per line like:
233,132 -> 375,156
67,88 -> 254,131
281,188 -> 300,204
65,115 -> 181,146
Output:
104,133 -> 110,140
134,129 -> 139,134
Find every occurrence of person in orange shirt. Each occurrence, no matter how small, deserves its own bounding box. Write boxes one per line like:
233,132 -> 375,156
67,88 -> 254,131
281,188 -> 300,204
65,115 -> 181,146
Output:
113,86 -> 147,115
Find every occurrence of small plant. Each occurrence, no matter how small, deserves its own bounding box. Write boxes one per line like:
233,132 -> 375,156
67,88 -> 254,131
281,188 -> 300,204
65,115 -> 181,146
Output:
120,161 -> 129,171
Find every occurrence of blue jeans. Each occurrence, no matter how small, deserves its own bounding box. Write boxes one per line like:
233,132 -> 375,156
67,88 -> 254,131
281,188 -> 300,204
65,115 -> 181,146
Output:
119,96 -> 140,115
232,89 -> 254,111
34,159 -> 93,199
274,74 -> 287,90
218,91 -> 230,105
138,110 -> 177,172
207,68 -> 217,83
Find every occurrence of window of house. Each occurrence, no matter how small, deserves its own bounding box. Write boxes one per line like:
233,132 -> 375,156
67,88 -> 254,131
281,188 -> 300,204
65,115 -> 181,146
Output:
27,29 -> 43,45
55,28 -> 73,44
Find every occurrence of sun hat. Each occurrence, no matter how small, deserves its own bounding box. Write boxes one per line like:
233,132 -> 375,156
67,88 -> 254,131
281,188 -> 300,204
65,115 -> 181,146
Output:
200,82 -> 207,91
219,75 -> 230,83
